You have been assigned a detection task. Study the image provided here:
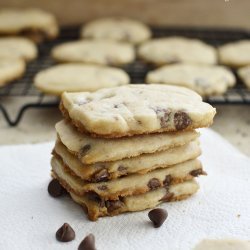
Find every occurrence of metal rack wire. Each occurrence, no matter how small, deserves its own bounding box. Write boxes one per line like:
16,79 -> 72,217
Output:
0,26 -> 250,126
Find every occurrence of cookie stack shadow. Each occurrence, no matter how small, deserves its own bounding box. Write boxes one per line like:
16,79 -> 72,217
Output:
50,84 -> 215,221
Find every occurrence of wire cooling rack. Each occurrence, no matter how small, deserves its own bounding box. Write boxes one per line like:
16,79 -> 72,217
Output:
1,26 -> 250,126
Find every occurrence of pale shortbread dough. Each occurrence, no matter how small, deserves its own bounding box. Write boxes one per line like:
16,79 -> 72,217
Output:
0,37 -> 37,61
52,40 -> 135,66
61,84 -> 216,137
0,58 -> 25,87
81,17 -> 151,44
56,120 -> 199,164
138,37 -> 217,65
146,63 -> 235,96
34,64 -> 130,95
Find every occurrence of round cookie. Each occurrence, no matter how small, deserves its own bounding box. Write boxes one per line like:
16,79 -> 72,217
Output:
0,37 -> 37,61
218,40 -> 250,68
51,40 -> 135,66
146,63 -> 235,96
138,37 -> 217,66
34,64 -> 130,95
0,8 -> 58,41
61,84 -> 216,138
0,58 -> 25,87
237,66 -> 250,89
81,17 -> 151,44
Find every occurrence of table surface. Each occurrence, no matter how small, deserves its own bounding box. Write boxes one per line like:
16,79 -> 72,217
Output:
0,97 -> 249,156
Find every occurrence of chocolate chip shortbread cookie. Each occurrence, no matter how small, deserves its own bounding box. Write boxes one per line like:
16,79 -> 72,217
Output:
218,40 -> 250,68
56,120 -> 199,164
70,180 -> 199,221
0,37 -> 37,61
0,8 -> 58,41
51,156 -> 203,200
34,64 -> 130,95
51,40 -> 135,66
81,17 -> 151,44
60,84 -> 216,137
146,63 -> 235,96
0,58 -> 25,87
138,37 -> 217,66
53,139 -> 201,182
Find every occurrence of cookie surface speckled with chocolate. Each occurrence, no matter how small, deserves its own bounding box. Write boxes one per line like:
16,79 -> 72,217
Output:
51,40 -> 135,66
138,37 -> 217,66
61,84 -> 216,137
51,156 -> 203,200
56,120 -> 199,164
53,139 -> 201,181
81,17 -> 151,44
146,63 -> 235,96
0,8 -> 58,41
69,180 -> 199,221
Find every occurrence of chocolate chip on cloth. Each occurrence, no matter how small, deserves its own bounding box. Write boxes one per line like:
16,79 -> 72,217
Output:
78,234 -> 96,250
148,208 -> 168,228
48,179 -> 66,197
56,223 -> 75,242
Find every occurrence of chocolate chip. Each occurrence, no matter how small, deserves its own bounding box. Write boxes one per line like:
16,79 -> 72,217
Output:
153,107 -> 171,128
148,178 -> 161,190
106,200 -> 124,213
159,191 -> 174,202
88,192 -> 105,207
48,179 -> 66,198
190,169 -> 207,177
174,111 -> 192,130
79,144 -> 91,157
78,234 -> 96,250
163,175 -> 172,187
118,165 -> 127,173
148,208 -> 168,228
97,185 -> 108,191
93,169 -> 109,182
56,223 -> 75,242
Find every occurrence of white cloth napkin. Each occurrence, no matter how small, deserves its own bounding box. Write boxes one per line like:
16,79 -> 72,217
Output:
0,129 -> 249,250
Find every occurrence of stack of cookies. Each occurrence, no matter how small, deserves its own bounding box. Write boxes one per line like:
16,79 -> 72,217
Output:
51,84 -> 216,221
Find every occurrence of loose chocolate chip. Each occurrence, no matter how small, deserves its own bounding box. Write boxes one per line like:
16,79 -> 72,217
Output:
153,107 -> 171,128
174,111 -> 192,130
190,169 -> 207,177
79,144 -> 91,157
148,178 -> 161,190
93,169 -> 109,182
56,223 -> 75,242
148,208 -> 168,228
48,179 -> 66,198
106,200 -> 124,213
78,234 -> 96,250
163,175 -> 172,187
97,185 -> 108,191
159,191 -> 174,202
